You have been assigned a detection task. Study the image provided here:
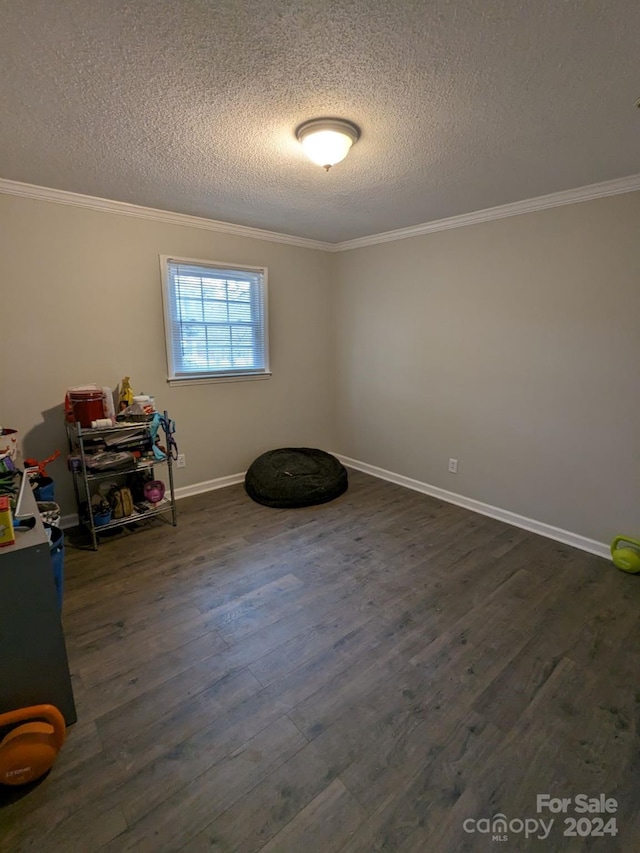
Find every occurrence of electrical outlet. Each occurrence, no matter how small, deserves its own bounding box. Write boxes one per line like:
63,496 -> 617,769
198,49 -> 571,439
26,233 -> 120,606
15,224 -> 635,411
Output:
177,454 -> 186,469
448,458 -> 458,474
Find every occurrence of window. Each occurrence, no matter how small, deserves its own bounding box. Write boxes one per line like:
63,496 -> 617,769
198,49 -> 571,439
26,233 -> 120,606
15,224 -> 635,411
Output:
161,256 -> 269,384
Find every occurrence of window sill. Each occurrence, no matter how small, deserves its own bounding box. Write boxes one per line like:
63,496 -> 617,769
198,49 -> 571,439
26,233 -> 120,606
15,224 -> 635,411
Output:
167,372 -> 272,387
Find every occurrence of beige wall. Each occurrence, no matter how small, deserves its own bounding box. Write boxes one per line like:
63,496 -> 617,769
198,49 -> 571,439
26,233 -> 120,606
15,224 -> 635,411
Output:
333,192 -> 640,544
0,194 -> 335,515
2,189 -> 638,545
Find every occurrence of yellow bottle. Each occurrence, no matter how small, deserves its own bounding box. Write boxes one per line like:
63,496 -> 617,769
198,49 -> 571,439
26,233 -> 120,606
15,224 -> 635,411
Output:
0,496 -> 15,547
118,376 -> 134,412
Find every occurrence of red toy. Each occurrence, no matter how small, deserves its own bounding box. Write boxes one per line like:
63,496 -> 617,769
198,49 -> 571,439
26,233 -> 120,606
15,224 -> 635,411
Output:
23,450 -> 61,478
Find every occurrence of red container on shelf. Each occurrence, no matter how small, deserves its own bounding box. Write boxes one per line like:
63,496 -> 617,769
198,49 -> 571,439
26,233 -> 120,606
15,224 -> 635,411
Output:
69,390 -> 105,428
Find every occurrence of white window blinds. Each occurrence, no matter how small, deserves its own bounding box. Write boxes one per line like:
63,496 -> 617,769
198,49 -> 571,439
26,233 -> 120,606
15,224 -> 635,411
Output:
162,258 -> 269,382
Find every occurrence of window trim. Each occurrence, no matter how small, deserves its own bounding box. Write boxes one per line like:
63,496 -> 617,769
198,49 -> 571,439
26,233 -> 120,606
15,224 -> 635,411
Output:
160,255 -> 271,385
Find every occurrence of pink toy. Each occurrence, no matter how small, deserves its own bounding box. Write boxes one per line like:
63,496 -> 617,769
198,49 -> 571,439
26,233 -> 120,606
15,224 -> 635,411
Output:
144,480 -> 165,505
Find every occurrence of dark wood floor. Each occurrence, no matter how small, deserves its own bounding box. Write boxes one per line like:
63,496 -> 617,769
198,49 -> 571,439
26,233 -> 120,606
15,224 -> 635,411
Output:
1,469 -> 639,852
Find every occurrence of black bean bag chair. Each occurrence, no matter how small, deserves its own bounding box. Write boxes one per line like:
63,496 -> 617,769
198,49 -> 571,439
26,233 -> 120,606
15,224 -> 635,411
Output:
245,448 -> 348,508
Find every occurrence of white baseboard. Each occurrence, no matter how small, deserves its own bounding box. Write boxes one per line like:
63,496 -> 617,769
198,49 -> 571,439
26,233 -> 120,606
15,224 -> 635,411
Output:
59,472 -> 246,529
333,453 -> 610,560
60,459 -> 610,560
174,472 -> 245,500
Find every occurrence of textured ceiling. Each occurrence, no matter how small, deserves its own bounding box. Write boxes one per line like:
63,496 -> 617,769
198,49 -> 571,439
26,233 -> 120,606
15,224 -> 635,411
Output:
1,0 -> 639,243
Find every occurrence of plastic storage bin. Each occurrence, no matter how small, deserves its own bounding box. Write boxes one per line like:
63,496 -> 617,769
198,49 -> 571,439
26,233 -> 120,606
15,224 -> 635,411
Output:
33,476 -> 55,501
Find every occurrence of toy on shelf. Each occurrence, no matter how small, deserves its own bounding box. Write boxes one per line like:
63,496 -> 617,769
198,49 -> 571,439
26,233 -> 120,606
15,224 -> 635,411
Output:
144,480 -> 165,505
118,377 -> 134,413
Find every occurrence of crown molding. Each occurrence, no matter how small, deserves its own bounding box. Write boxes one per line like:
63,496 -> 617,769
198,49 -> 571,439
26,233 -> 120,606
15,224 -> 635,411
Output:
2,173 -> 640,254
0,178 -> 332,252
330,173 -> 640,252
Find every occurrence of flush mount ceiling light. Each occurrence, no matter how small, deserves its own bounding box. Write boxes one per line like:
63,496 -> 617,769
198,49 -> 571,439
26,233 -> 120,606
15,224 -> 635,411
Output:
296,118 -> 360,171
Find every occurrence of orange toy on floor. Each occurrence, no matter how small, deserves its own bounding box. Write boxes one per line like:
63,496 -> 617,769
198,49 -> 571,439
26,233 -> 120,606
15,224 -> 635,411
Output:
0,705 -> 66,785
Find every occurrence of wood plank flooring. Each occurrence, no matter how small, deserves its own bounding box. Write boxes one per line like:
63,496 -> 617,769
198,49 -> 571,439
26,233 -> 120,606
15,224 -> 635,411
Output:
1,469 -> 640,852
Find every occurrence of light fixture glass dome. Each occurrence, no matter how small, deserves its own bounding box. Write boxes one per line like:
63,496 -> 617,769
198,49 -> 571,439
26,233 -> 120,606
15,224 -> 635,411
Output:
296,118 -> 360,171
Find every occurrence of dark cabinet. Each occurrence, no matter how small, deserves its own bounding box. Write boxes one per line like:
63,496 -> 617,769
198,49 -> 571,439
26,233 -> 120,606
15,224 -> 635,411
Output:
0,481 -> 76,725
